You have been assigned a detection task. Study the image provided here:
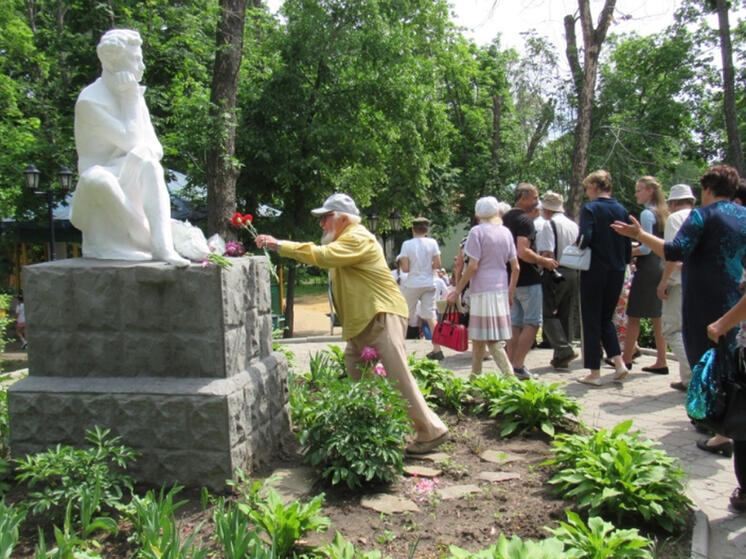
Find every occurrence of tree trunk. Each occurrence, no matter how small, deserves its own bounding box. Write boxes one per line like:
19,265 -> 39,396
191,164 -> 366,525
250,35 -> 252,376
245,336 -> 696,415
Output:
525,99 -> 555,165
283,263 -> 297,338
715,0 -> 745,175
564,0 -> 617,220
206,0 -> 248,239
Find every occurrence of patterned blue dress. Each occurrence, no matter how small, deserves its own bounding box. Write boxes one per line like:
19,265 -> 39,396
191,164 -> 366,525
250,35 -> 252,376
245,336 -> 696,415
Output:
664,200 -> 746,366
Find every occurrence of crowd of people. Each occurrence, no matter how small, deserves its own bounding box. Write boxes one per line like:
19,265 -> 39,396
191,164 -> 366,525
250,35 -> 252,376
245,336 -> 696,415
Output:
254,165 -> 746,508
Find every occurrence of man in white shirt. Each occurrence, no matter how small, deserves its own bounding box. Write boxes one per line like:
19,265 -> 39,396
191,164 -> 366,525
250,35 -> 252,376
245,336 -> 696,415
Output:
657,184 -> 695,391
537,192 -> 580,369
398,217 -> 444,360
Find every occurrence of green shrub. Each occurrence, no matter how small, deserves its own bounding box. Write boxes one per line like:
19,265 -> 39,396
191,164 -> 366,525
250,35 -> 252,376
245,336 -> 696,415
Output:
469,373 -> 513,415
0,499 -> 26,559
296,347 -> 412,488
408,355 -> 473,414
319,532 -> 390,559
448,534 -> 566,558
546,510 -> 653,558
0,294 -> 12,373
211,497 -> 266,559
480,375 -> 581,437
126,485 -> 207,559
14,426 -> 137,521
0,389 -> 9,460
226,471 -> 330,558
543,420 -> 692,532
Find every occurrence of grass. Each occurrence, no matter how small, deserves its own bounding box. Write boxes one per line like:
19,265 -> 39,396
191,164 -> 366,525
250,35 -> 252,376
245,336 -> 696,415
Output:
294,282 -> 329,298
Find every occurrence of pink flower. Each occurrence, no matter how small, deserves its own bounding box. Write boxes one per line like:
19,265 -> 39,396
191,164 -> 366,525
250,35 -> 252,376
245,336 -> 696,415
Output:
360,346 -> 378,361
412,476 -> 439,495
373,363 -> 387,377
225,241 -> 246,256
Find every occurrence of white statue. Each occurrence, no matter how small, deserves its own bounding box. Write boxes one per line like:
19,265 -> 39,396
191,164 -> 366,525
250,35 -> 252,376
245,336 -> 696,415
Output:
70,29 -> 189,267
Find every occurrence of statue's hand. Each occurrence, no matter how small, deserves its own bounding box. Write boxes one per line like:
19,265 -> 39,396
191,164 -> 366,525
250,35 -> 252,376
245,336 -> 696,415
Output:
113,71 -> 140,99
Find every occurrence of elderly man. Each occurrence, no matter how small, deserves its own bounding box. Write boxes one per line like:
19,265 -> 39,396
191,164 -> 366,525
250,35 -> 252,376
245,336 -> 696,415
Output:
70,29 -> 188,266
536,191 -> 580,370
256,193 -> 449,454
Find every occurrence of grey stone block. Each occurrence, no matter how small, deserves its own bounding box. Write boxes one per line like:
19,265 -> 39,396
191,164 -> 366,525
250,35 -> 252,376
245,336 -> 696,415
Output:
10,257 -> 290,491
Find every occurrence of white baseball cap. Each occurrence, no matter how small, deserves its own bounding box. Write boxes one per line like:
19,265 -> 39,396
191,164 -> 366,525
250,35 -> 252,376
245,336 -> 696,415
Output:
310,193 -> 360,216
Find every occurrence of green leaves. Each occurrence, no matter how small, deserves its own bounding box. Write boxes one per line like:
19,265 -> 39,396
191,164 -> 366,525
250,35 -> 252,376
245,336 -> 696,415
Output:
293,348 -> 412,489
472,373 -> 581,437
543,421 -> 692,533
546,511 -> 653,558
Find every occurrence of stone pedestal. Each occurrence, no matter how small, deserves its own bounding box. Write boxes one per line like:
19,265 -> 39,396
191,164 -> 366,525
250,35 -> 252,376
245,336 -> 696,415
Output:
8,257 -> 291,491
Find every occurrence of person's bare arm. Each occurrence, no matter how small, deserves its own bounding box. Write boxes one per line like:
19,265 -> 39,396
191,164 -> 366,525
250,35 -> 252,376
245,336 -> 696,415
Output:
708,292 -> 746,342
516,236 -> 558,270
399,257 -> 410,273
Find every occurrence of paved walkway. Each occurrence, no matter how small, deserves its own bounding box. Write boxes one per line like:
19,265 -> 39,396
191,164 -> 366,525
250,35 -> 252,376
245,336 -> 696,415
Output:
281,336 -> 746,559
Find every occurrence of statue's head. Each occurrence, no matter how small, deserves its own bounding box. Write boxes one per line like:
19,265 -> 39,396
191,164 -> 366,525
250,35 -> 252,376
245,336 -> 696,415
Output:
97,29 -> 144,81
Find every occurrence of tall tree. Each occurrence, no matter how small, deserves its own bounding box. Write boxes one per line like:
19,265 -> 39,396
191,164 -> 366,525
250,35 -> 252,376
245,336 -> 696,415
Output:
711,0 -> 745,174
564,0 -> 617,219
206,0 -> 249,239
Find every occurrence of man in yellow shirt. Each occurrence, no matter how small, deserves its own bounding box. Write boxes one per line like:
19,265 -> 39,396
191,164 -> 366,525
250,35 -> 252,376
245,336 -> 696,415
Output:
256,193 -> 449,454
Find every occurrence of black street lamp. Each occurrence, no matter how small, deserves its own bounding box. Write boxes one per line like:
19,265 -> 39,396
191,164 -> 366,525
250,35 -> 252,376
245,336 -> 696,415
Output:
366,210 -> 402,265
24,164 -> 74,261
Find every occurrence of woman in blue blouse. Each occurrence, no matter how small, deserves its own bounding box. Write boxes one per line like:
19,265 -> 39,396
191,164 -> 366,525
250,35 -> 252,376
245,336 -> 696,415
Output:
577,170 -> 633,385
612,165 -> 746,512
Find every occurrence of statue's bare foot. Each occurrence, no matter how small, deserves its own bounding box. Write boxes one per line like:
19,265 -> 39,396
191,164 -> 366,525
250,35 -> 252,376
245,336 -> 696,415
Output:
155,250 -> 190,268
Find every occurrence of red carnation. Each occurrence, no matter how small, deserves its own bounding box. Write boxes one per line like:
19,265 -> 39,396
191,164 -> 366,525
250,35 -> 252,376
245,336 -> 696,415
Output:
243,213 -> 253,223
231,212 -> 244,226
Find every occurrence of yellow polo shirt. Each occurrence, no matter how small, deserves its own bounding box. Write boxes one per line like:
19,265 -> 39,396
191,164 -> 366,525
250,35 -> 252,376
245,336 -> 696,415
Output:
278,223 -> 408,339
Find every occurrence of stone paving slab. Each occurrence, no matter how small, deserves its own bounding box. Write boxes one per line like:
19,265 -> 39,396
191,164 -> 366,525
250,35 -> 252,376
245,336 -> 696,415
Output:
282,336 -> 746,558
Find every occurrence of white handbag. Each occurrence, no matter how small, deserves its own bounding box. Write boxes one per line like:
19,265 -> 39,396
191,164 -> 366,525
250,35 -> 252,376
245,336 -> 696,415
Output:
559,236 -> 591,271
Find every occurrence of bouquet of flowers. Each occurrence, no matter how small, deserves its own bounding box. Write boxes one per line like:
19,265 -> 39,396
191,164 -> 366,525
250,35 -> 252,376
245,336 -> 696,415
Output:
231,212 -> 279,281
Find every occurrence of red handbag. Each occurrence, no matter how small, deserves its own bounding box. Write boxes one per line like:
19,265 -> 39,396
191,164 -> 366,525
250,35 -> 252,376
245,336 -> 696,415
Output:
433,305 -> 469,352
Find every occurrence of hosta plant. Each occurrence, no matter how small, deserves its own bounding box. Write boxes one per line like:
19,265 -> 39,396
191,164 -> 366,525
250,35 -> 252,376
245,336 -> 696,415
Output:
482,375 -> 581,437
408,355 -> 473,414
297,346 -> 412,488
448,534 -> 566,558
543,420 -> 692,532
546,510 -> 653,558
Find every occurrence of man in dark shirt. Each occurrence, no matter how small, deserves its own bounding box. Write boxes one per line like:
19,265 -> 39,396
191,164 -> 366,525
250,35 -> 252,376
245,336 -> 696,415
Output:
503,183 -> 558,379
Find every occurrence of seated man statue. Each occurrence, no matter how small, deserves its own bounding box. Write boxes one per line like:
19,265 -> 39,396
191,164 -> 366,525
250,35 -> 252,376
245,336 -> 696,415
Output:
70,29 -> 188,267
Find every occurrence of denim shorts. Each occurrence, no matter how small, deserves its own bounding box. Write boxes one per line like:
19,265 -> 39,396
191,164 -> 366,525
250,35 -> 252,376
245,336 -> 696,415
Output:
510,284 -> 543,327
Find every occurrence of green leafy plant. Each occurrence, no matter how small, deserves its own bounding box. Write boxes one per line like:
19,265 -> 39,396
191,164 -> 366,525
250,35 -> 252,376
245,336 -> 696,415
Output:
0,389 -> 9,459
546,510 -> 653,558
14,426 -> 137,519
320,532 -> 389,559
125,485 -> 207,559
543,420 -> 692,532
0,295 -> 12,373
238,487 -> 330,558
447,534 -> 566,558
297,347 -> 412,488
481,375 -> 581,437
211,497 -> 266,559
469,372 -> 513,415
408,356 -> 473,414
0,499 -> 26,559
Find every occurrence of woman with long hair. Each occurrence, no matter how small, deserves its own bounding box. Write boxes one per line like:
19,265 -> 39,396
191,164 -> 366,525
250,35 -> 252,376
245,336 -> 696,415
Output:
621,176 -> 669,374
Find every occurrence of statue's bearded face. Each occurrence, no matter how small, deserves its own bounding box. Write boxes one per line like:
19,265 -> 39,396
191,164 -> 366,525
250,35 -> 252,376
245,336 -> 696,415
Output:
118,46 -> 145,82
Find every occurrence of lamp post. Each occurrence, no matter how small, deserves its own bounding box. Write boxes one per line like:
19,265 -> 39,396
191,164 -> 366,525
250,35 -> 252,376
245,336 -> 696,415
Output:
24,164 -> 74,261
366,211 -> 402,265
